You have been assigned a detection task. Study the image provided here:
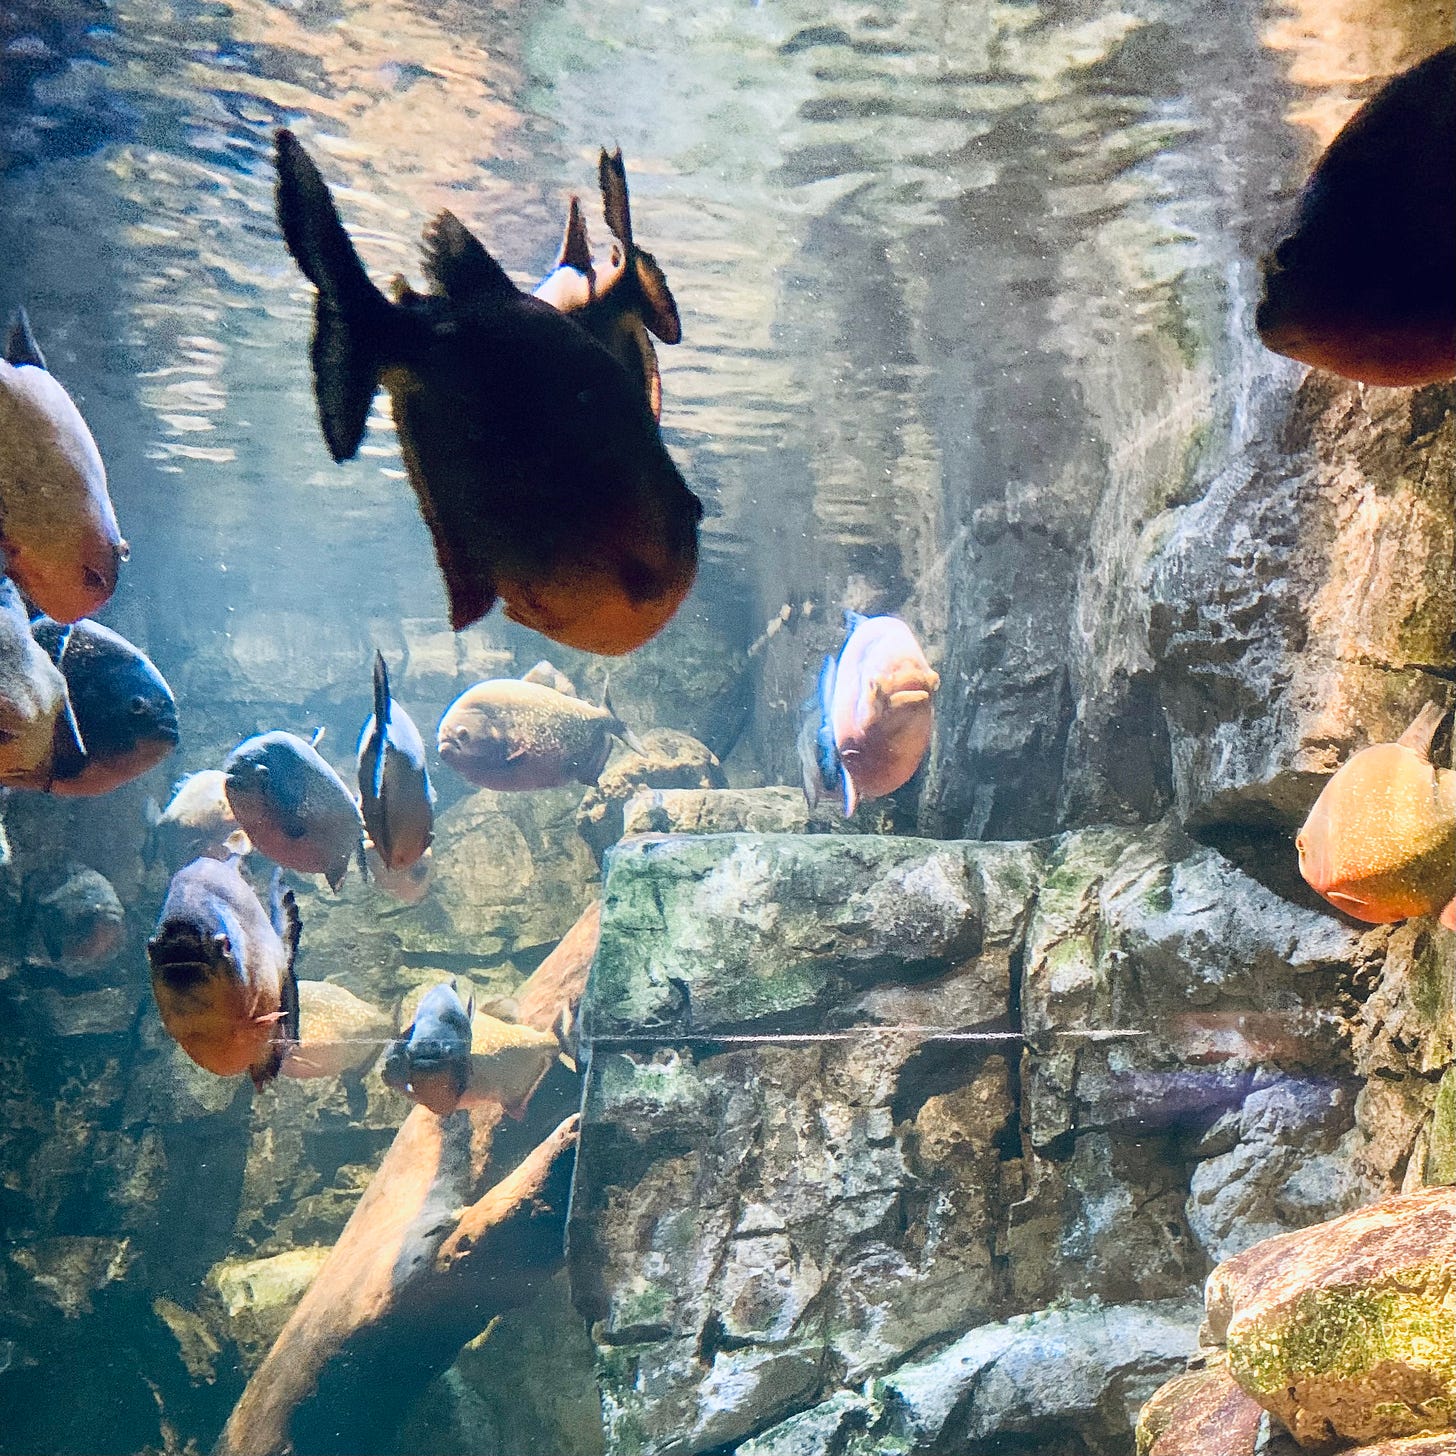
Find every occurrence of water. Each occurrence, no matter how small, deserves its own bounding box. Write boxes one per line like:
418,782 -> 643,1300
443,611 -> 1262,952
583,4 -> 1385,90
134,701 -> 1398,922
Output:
1,0 -> 1452,1452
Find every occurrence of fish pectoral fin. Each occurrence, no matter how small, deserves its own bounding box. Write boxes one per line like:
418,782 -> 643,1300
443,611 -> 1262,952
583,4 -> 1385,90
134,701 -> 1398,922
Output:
634,248 -> 681,345
420,211 -> 518,302
505,745 -> 531,762
5,308 -> 46,370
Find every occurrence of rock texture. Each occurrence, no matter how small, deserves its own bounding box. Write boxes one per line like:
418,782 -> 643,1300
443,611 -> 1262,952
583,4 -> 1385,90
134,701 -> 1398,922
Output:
1208,1187 -> 1456,1449
572,825 -> 1388,1453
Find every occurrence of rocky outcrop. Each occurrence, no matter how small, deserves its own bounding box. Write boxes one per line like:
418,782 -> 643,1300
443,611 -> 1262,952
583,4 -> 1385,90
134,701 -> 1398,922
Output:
572,824 -> 1384,1454
1209,1186 -> 1456,1449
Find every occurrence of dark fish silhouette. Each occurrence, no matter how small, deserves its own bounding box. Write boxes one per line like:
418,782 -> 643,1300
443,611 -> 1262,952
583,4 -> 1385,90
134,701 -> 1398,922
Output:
382,980 -> 474,1116
148,857 -> 301,1089
223,728 -> 365,892
534,150 -> 681,420
1257,44 -> 1456,386
0,310 -> 127,623
33,864 -> 125,966
273,130 -> 701,654
355,651 -> 434,871
27,616 -> 178,797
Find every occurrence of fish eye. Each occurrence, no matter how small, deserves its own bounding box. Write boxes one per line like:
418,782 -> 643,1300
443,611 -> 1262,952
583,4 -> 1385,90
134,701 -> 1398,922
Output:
129,695 -> 150,715
117,540 -> 131,563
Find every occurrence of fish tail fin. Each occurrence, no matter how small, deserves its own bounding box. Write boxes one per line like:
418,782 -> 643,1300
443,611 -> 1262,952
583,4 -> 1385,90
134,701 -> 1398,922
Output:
602,680 -> 646,755
274,129 -> 391,464
1399,700 -> 1449,760
222,828 -> 252,860
371,650 -> 390,802
6,308 -> 45,370
142,797 -> 162,866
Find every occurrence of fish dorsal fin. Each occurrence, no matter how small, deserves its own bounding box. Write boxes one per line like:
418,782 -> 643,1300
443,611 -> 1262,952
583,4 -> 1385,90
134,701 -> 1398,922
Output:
634,247 -> 681,345
371,649 -> 391,801
309,726 -> 326,749
558,196 -> 593,273
601,678 -> 647,755
5,309 -> 46,370
843,609 -> 867,636
420,211 -> 518,302
1398,701 -> 1449,761
271,869 -> 303,978
521,660 -> 576,696
599,148 -> 632,245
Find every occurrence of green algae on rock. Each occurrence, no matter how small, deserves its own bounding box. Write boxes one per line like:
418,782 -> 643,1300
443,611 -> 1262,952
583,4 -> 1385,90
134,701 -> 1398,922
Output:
1209,1186 -> 1456,1448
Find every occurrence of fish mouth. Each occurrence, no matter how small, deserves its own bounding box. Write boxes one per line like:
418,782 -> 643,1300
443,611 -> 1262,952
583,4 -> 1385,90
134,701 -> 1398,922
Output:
886,689 -> 932,710
147,926 -> 217,983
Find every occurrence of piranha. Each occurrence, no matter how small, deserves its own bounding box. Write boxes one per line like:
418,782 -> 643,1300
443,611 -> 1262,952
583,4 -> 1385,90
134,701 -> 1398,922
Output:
0,576 -> 80,788
223,729 -> 365,892
280,979 -> 393,1080
145,769 -> 252,867
27,616 -> 178,796
32,864 -> 125,966
803,612 -> 939,816
273,129 -> 702,655
355,651 -> 434,871
147,857 -> 302,1089
436,662 -> 642,791
1297,701 -> 1456,925
382,980 -> 474,1116
1257,44 -> 1456,387
534,149 -> 681,421
0,310 -> 127,622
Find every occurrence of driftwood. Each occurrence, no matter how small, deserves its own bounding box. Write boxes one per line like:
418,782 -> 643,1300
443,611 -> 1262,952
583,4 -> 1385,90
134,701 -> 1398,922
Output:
214,899 -> 604,1456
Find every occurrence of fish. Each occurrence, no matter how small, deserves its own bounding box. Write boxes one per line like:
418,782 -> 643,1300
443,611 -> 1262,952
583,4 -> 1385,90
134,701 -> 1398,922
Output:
365,842 -> 432,905
436,665 -> 642,791
280,980 -> 393,1080
0,576 -> 79,788
455,1009 -> 562,1119
32,864 -> 125,966
26,616 -> 178,797
273,129 -> 702,655
533,150 -> 682,421
797,650 -> 843,811
811,612 -> 939,816
355,651 -> 434,871
145,769 -> 251,867
382,980 -> 474,1116
1256,44 -> 1456,387
0,309 -> 127,622
1297,701 -> 1456,925
224,730 -> 365,893
147,857 -> 302,1089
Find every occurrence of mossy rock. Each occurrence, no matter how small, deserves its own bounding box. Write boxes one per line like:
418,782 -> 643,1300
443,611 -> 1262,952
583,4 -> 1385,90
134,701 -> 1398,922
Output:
1209,1187 -> 1456,1448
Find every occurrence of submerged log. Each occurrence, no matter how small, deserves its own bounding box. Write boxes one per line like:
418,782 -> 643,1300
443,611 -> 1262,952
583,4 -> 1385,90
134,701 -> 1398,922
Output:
213,900 -> 603,1456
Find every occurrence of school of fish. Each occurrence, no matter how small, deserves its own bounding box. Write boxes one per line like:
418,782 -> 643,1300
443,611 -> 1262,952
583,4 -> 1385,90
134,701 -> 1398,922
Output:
1,38 -> 1450,1110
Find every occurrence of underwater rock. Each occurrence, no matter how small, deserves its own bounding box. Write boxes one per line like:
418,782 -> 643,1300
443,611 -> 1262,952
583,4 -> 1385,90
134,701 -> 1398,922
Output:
1135,1356 -> 1266,1456
204,1246 -> 330,1371
8,1235 -> 135,1318
619,785 -> 862,838
873,1299 -> 1201,1452
1209,1185 -> 1456,1447
1186,1080 -> 1365,1266
574,728 -> 726,860
422,786 -> 598,960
